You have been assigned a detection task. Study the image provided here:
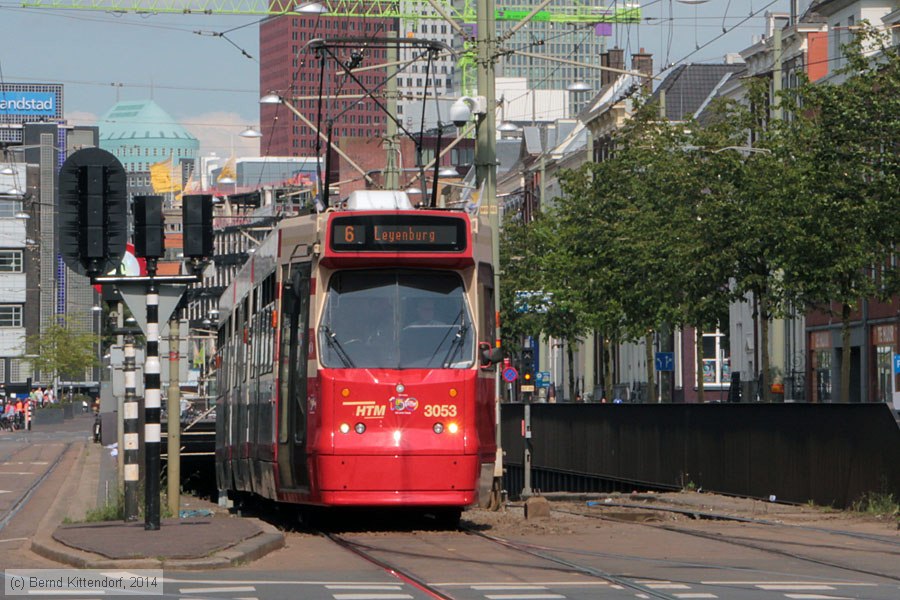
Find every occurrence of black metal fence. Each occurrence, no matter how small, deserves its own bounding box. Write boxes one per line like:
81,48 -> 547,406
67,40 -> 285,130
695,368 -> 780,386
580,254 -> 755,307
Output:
500,403 -> 900,508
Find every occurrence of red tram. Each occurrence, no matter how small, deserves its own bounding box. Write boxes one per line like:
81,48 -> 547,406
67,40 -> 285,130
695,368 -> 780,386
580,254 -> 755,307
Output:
214,190 -> 501,517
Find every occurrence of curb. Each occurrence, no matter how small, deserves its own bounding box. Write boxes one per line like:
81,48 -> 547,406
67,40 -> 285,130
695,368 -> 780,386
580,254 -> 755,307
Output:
31,520 -> 285,570
29,436 -> 285,570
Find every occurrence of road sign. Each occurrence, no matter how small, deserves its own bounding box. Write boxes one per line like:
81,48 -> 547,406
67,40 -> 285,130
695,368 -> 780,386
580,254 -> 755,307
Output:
58,147 -> 127,276
536,371 -> 551,388
93,243 -> 147,294
502,367 -> 518,383
894,354 -> 900,374
655,352 -> 675,372
116,282 -> 188,337
514,290 -> 553,313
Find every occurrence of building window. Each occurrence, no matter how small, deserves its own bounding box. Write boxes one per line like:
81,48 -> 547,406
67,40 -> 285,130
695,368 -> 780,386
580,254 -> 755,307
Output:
697,327 -> 730,388
0,305 -> 23,327
875,345 -> 892,403
0,201 -> 23,218
0,250 -> 23,272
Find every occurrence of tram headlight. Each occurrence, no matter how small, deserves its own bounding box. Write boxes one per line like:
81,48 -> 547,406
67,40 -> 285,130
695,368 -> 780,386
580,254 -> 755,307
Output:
448,422 -> 459,434
339,423 -> 350,434
433,423 -> 444,434
354,422 -> 366,434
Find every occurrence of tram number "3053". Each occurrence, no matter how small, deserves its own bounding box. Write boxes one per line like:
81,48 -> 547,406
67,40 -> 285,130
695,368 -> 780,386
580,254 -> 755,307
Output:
423,404 -> 457,417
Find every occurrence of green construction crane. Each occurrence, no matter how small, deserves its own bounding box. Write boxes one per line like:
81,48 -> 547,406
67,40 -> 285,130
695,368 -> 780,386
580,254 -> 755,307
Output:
20,0 -> 640,24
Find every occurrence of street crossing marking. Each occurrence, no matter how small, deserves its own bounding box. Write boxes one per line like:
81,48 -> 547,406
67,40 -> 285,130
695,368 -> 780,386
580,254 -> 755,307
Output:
179,586 -> 256,594
757,585 -> 836,591
331,595 -> 414,600
483,595 -> 566,600
784,595 -> 853,600
325,585 -> 404,590
472,585 -> 550,590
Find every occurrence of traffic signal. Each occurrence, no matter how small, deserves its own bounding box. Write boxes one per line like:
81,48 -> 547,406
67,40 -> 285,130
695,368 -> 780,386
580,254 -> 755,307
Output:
182,194 -> 214,260
58,148 -> 127,277
521,348 -> 535,384
133,195 -> 165,258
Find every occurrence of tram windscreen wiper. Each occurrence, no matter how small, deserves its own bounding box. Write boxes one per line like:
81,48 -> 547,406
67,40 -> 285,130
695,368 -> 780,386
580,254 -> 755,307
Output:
438,310 -> 468,368
321,325 -> 355,368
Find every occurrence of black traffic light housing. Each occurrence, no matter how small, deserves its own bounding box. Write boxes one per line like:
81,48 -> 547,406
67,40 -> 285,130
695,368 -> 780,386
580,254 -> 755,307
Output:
182,194 -> 214,274
58,148 -> 127,277
133,195 -> 165,259
521,348 -> 535,384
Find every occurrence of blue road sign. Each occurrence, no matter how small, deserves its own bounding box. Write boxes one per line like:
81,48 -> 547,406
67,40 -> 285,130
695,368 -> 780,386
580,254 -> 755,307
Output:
502,367 -> 518,383
655,352 -> 675,372
537,371 -> 551,388
894,354 -> 900,374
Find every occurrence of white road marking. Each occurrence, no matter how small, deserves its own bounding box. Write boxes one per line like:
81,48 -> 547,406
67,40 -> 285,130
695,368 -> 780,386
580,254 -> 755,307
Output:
0,537 -> 29,543
179,586 -> 256,594
472,585 -> 550,590
702,581 -> 876,587
332,595 -> 414,600
0,472 -> 34,475
483,595 -> 566,600
757,585 -> 835,591
784,595 -> 853,600
325,585 -> 404,590
646,583 -> 691,589
674,595 -> 718,599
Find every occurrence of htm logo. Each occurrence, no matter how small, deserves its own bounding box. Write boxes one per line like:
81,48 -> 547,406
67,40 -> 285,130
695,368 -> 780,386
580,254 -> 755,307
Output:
355,404 -> 386,418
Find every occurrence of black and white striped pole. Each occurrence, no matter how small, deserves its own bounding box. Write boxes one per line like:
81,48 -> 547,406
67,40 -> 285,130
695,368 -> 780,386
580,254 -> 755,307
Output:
144,262 -> 161,530
123,333 -> 139,521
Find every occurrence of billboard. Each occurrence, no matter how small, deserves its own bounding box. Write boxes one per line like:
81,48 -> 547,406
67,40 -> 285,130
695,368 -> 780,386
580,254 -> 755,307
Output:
0,84 -> 64,124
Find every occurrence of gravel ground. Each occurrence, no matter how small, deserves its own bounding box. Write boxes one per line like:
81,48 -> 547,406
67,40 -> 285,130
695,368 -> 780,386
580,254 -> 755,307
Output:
459,491 -> 900,537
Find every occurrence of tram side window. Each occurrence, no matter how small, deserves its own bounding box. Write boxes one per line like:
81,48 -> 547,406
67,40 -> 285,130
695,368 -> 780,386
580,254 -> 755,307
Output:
219,317 -> 230,393
278,269 -> 294,444
259,274 -> 276,375
478,262 -> 496,346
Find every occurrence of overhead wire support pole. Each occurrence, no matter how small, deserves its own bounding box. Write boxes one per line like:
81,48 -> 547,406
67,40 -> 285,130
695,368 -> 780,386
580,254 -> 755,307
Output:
475,0 -> 503,511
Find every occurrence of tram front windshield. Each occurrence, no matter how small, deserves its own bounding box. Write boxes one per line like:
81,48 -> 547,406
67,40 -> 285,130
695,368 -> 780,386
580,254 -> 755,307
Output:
318,270 -> 475,369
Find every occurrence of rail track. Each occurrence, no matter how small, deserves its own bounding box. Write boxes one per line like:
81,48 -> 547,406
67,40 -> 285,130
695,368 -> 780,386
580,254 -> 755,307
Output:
0,442 -> 70,532
552,500 -> 900,583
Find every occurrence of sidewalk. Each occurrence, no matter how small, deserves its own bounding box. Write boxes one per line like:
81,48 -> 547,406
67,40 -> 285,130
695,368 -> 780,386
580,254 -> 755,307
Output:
30,425 -> 284,570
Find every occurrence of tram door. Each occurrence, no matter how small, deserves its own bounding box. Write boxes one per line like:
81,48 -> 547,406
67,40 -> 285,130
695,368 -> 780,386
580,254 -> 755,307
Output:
277,263 -> 311,489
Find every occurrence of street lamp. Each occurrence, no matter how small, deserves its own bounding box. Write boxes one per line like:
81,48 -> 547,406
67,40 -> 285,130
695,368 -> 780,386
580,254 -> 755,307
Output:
239,126 -> 262,139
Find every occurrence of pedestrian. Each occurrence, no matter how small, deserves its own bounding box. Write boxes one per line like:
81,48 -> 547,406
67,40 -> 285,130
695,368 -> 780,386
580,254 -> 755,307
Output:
14,397 -> 24,429
547,383 -> 556,403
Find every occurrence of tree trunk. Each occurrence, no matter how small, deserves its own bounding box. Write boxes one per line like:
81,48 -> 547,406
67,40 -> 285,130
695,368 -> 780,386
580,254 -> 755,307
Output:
695,327 -> 704,404
605,336 -> 613,402
645,332 -> 656,403
760,294 -> 771,403
841,302 -> 852,403
567,339 -> 576,402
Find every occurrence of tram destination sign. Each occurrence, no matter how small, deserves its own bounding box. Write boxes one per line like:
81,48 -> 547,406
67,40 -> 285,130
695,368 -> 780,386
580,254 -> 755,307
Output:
331,214 -> 467,252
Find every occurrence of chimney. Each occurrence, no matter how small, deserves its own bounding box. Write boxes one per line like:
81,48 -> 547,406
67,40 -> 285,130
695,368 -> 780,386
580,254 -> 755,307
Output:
631,48 -> 653,92
608,47 -> 626,79
600,51 -> 610,86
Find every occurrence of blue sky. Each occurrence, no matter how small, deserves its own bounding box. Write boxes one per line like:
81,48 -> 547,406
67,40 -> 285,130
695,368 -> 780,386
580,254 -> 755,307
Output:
0,1 -> 794,156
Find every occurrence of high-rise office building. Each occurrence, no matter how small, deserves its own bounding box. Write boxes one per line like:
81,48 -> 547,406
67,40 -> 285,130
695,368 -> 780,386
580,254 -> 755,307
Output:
259,14 -> 397,156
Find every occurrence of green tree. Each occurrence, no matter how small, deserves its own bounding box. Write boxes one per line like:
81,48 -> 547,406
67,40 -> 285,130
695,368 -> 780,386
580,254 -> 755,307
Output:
24,318 -> 98,393
783,26 -> 900,402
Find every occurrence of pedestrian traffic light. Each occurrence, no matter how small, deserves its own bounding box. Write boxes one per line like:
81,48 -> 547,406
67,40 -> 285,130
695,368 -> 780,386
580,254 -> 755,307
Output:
521,348 -> 535,383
